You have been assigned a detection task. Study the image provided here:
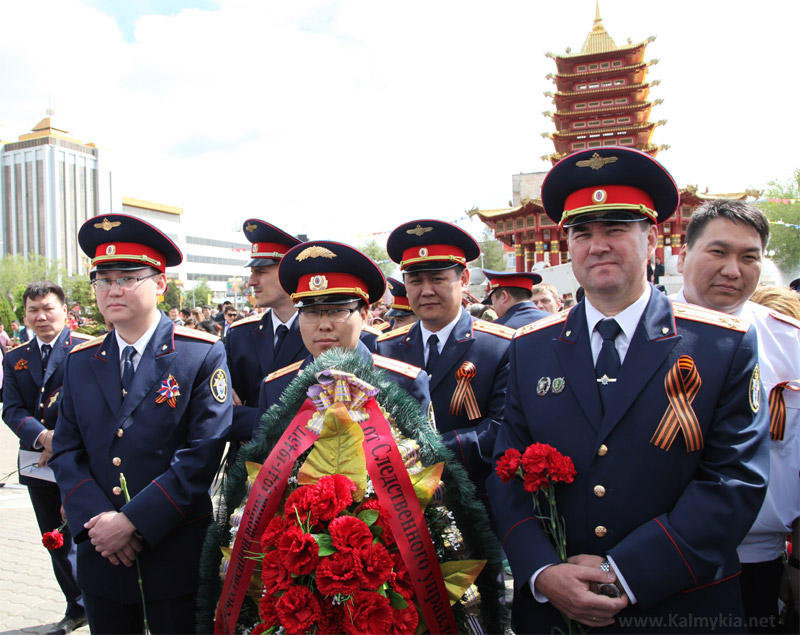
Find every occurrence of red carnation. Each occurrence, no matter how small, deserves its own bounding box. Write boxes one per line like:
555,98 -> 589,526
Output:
391,604 -> 420,634
314,474 -> 356,521
547,451 -> 576,484
328,515 -> 373,555
278,525 -> 319,575
275,585 -> 321,634
361,542 -> 394,589
389,552 -> 415,600
260,514 -> 287,550
284,486 -> 319,526
342,590 -> 392,635
316,602 -> 345,635
495,447 -> 522,482
358,498 -> 395,547
261,550 -> 293,593
258,592 -> 279,629
521,443 -> 554,478
316,550 -> 363,595
42,529 -> 64,551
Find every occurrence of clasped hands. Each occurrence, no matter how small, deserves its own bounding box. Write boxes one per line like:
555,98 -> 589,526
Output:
85,511 -> 142,567
535,554 -> 630,628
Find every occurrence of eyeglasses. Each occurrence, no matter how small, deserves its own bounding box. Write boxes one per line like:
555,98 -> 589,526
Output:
298,306 -> 359,324
92,273 -> 159,291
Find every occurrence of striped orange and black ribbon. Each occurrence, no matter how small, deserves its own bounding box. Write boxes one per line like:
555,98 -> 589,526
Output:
767,380 -> 800,440
650,355 -> 703,453
449,361 -> 482,420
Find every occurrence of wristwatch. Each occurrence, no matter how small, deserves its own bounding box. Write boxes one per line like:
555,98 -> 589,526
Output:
597,560 -> 622,598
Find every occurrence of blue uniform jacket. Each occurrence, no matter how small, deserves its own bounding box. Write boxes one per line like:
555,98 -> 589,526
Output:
2,328 -> 91,486
494,301 -> 549,329
488,290 -> 769,633
258,341 -> 432,423
225,311 -> 307,441
376,309 -> 512,485
51,313 -> 232,601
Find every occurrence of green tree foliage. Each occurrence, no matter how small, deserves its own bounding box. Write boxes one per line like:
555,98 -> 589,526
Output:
64,276 -> 104,327
0,254 -> 63,302
359,240 -> 395,277
758,169 -> 800,278
0,295 -> 16,332
478,227 -> 507,271
187,279 -> 214,308
158,280 -> 183,311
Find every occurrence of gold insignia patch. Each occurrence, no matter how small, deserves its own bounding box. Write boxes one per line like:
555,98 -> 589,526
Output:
749,364 -> 760,413
406,224 -> 433,237
309,275 -> 328,291
106,244 -> 116,255
210,368 -> 229,403
245,222 -> 258,233
48,391 -> 60,408
94,218 -> 121,231
576,152 -> 618,170
296,246 -> 337,261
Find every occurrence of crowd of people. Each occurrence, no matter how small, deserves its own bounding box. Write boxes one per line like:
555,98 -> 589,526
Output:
0,146 -> 798,635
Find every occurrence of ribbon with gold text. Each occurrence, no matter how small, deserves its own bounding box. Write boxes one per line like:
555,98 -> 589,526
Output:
214,400 -> 318,634
449,361 -> 481,420
361,398 -> 458,634
650,355 -> 703,453
768,380 -> 800,440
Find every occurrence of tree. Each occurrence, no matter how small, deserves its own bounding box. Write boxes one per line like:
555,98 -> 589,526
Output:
359,240 -> 395,277
188,279 -> 214,308
158,280 -> 182,311
757,169 -> 800,278
0,254 -> 64,304
478,227 -> 506,271
0,295 -> 15,333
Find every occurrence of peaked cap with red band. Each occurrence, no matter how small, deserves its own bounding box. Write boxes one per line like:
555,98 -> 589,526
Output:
279,240 -> 386,306
386,219 -> 480,272
78,213 -> 182,273
242,218 -> 302,267
482,269 -> 542,297
386,277 -> 414,317
541,147 -> 679,228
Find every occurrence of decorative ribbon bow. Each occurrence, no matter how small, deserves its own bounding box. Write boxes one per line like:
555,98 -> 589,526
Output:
306,369 -> 379,432
650,355 -> 703,453
449,361 -> 482,420
155,374 -> 181,408
768,380 -> 800,440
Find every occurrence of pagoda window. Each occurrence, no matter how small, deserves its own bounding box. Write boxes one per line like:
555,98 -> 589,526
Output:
573,121 -> 587,129
588,82 -> 600,89
516,218 -> 524,229
615,97 -> 628,105
588,101 -> 600,107
601,80 -> 612,87
587,141 -> 602,148
600,62 -> 610,69
496,221 -> 504,231
602,132 -> 614,137
527,216 -> 535,227
574,102 -> 587,109
602,118 -> 615,125
619,137 -> 634,145
576,64 -> 587,72
572,142 -> 586,150
601,99 -> 614,106
587,120 -> 601,128
588,63 -> 599,70
618,116 -> 631,124
613,79 -> 626,86
604,139 -> 618,146
612,60 -> 622,67
576,83 -> 588,90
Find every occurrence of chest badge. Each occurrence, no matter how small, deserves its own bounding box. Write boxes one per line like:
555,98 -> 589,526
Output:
48,391 -> 60,408
155,374 -> 181,408
536,376 -> 551,396
551,377 -> 565,394
14,358 -> 28,371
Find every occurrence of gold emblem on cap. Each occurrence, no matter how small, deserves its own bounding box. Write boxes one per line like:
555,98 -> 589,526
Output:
251,244 -> 258,253
106,245 -> 116,255
245,222 -> 258,233
576,152 -> 618,170
419,247 -> 429,257
296,246 -> 337,261
406,224 -> 433,237
309,275 -> 328,291
94,218 -> 121,231
592,189 -> 608,204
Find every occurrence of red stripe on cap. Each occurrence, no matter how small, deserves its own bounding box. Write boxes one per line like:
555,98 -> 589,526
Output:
391,298 -> 412,311
293,272 -> 369,301
488,276 -> 535,292
94,242 -> 165,271
400,244 -> 466,269
564,185 -> 655,214
251,242 -> 290,258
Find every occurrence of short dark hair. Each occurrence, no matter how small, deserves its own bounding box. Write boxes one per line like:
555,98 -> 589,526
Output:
501,286 -> 532,302
23,281 -> 66,307
685,199 -> 770,250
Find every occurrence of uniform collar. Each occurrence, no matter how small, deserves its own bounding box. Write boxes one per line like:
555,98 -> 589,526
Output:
419,310 -> 461,348
115,312 -> 161,360
584,285 -> 651,343
270,309 -> 298,332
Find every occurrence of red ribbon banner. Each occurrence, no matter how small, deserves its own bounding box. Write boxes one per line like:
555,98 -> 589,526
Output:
650,355 -> 703,453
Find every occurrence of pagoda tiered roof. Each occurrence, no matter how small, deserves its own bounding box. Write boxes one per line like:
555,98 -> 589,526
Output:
549,80 -> 657,100
546,99 -> 661,121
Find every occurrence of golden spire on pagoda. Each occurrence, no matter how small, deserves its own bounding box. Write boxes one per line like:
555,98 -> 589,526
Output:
580,0 -> 618,55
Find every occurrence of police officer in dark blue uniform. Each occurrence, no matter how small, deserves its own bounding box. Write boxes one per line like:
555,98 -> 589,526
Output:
50,214 -> 232,634
482,269 -> 548,328
488,148 -> 769,633
385,277 -> 418,330
376,221 -> 513,488
258,241 -> 431,418
225,219 -> 306,442
2,282 -> 90,635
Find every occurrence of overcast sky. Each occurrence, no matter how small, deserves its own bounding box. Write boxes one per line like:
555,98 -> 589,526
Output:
2,0 -> 798,245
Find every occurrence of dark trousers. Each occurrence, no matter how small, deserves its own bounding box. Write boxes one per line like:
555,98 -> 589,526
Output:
27,482 -> 84,619
83,592 -> 197,634
740,558 -> 782,633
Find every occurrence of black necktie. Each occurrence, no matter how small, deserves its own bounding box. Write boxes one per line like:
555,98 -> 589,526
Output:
426,334 -> 440,376
121,346 -> 136,396
274,324 -> 289,356
40,344 -> 52,378
595,318 -> 621,413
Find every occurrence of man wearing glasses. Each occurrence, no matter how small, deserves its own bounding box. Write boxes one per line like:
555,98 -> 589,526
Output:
258,240 -> 431,418
50,214 -> 232,634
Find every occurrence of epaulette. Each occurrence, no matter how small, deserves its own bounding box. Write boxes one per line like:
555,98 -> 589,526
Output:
375,322 -> 391,332
362,324 -> 383,337
515,310 -> 569,338
70,331 -> 93,341
230,313 -> 262,329
174,326 -> 219,343
672,301 -> 747,332
769,310 -> 800,330
377,323 -> 414,342
473,320 -> 515,340
265,360 -> 304,383
372,354 -> 423,379
70,333 -> 107,353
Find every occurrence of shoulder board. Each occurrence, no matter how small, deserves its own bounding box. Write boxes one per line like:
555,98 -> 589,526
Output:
375,322 -> 391,332
769,310 -> 800,330
377,323 -> 414,342
372,354 -> 423,379
515,310 -> 569,338
265,360 -> 304,383
672,301 -> 747,332
6,341 -> 27,353
473,320 -> 515,340
70,334 -> 107,353
230,313 -> 262,329
70,331 -> 93,341
362,324 -> 383,337
174,326 -> 219,343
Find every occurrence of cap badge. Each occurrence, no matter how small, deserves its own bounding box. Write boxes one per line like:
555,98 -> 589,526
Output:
106,245 -> 116,255
296,246 -> 337,261
419,247 -> 429,257
251,244 -> 258,253
245,222 -> 258,233
406,224 -> 433,237
94,218 -> 121,231
592,189 -> 608,204
309,275 -> 328,291
576,152 -> 618,170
